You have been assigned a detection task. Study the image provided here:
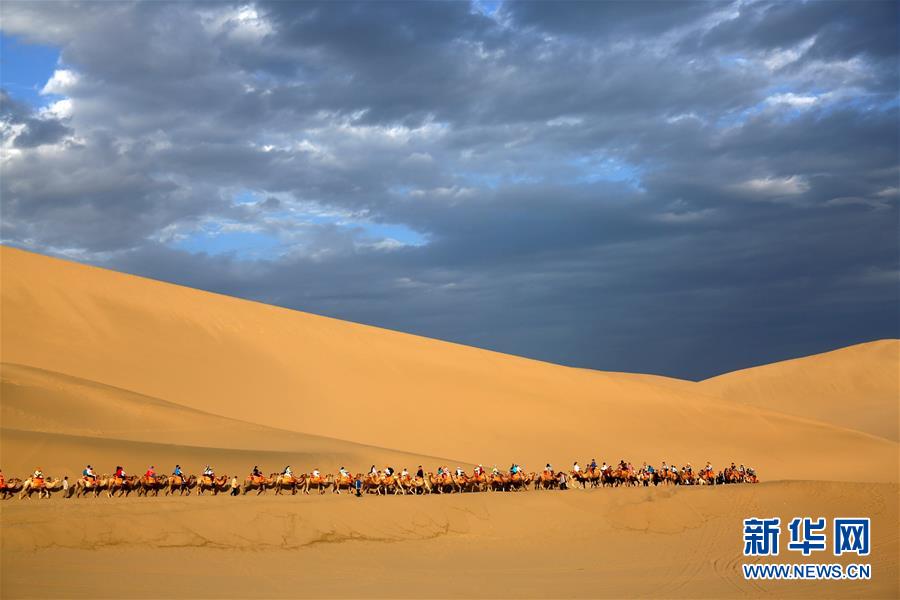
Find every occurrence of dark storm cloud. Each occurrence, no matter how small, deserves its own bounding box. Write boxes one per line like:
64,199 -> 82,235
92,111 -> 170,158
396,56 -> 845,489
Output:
0,90 -> 72,148
698,0 -> 899,61
1,0 -> 897,379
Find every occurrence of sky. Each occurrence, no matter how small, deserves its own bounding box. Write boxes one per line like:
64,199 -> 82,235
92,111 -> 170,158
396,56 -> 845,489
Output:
1,0 -> 897,380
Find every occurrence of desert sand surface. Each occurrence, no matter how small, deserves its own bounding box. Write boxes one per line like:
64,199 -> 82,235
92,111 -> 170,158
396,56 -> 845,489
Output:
2,482 -> 897,599
2,246 -> 899,599
699,340 -> 899,441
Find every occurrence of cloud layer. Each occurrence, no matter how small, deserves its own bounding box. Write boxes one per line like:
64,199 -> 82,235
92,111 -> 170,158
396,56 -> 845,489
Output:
2,0 -> 897,379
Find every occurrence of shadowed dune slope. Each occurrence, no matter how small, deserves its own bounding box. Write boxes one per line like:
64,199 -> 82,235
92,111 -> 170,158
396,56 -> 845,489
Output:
1,246 -> 897,482
699,341 -> 899,441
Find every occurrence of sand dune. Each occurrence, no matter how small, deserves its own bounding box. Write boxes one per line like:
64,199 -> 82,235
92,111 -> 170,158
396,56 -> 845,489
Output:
2,246 -> 897,483
0,363 -> 459,477
2,482 -> 896,598
699,340 -> 899,441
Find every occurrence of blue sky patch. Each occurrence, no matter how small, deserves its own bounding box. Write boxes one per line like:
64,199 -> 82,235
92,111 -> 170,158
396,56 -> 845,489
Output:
1,33 -> 61,107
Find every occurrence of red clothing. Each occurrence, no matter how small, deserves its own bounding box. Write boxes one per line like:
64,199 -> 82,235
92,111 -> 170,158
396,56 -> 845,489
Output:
145,470 -> 155,478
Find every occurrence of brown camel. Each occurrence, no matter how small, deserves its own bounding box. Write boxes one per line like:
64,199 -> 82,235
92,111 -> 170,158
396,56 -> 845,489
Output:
108,475 -> 141,497
272,474 -> 304,495
19,477 -> 64,499
1,478 -> 24,500
242,474 -> 273,495
332,473 -> 357,494
74,476 -> 109,498
138,475 -> 169,496
165,474 -> 196,496
304,473 -> 333,495
197,474 -> 230,495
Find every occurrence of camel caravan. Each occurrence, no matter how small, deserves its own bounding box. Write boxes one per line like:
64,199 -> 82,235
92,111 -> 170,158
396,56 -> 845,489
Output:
0,460 -> 758,500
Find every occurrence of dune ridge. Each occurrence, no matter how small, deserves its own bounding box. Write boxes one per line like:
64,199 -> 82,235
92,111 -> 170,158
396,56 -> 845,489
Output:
699,340 -> 899,441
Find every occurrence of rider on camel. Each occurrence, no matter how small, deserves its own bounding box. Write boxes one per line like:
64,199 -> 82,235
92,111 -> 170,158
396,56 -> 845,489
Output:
145,465 -> 155,480
83,465 -> 96,481
204,465 -> 215,479
545,463 -> 554,475
252,465 -> 262,478
283,466 -> 293,478
115,466 -> 126,481
172,465 -> 183,482
340,466 -> 350,479
33,468 -> 44,485
415,465 -> 424,478
572,461 -> 581,474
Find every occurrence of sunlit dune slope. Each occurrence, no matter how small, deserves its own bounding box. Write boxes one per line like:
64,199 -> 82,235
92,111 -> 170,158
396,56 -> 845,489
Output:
0,363 -> 456,476
1,246 -> 896,482
699,340 -> 899,441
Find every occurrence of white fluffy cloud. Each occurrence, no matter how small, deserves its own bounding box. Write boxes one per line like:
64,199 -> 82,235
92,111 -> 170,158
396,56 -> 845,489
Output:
40,69 -> 79,95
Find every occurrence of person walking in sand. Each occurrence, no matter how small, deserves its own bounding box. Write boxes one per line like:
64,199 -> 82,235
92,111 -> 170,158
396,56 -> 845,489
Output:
230,476 -> 240,496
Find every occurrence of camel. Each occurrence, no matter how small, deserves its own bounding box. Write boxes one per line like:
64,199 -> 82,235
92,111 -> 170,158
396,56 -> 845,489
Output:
570,469 -> 598,489
242,474 -> 273,495
635,470 -> 653,487
651,468 -> 677,487
722,468 -> 739,484
398,475 -> 430,495
678,470 -> 697,486
698,470 -> 716,486
272,474 -> 304,495
74,476 -> 109,498
197,474 -> 231,495
509,472 -> 531,491
332,473 -> 357,494
303,473 -> 333,495
380,474 -> 402,495
534,470 -> 557,490
108,475 -> 141,497
19,477 -> 65,499
427,472 -> 456,494
165,474 -> 196,496
1,478 -> 24,500
467,472 -> 489,493
487,473 -> 507,491
138,475 -> 169,496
